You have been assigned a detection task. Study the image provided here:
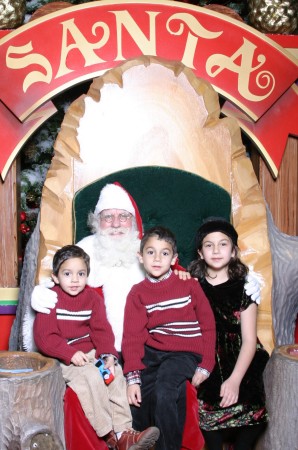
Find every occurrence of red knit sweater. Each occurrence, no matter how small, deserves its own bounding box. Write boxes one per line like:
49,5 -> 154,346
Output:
33,285 -> 118,365
122,273 -> 216,374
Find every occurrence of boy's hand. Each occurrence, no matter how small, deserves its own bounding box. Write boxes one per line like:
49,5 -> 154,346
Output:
127,384 -> 142,407
191,370 -> 208,388
103,355 -> 116,376
71,351 -> 89,366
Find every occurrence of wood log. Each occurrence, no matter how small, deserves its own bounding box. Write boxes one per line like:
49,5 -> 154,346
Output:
261,345 -> 298,450
0,351 -> 65,450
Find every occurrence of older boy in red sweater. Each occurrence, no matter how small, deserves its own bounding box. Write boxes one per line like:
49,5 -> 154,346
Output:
122,226 -> 216,450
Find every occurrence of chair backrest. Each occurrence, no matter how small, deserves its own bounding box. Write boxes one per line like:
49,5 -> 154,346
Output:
73,166 -> 231,268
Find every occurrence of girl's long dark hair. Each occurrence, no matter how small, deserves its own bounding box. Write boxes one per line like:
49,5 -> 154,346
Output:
188,244 -> 248,282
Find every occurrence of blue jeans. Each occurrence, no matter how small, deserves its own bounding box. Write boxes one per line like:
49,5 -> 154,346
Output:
131,345 -> 201,450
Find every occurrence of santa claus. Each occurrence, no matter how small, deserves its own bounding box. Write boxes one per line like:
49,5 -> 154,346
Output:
31,182 -> 260,450
77,182 -> 144,355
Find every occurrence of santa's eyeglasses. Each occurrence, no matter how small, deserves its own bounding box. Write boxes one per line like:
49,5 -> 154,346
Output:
99,213 -> 133,223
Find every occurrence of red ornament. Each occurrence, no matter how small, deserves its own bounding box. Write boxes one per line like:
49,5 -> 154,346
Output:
20,223 -> 28,234
20,211 -> 27,222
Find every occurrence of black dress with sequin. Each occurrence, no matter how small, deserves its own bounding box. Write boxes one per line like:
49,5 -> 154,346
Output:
198,278 -> 269,431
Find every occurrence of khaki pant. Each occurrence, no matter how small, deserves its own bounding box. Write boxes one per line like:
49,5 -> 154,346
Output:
61,349 -> 132,437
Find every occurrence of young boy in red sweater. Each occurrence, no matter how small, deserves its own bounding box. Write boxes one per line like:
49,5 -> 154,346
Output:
122,226 -> 216,450
33,244 -> 159,450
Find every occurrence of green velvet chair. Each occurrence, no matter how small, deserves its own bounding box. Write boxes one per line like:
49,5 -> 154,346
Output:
73,166 -> 232,268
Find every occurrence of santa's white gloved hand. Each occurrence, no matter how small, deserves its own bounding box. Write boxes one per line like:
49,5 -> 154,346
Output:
31,278 -> 58,314
244,268 -> 264,304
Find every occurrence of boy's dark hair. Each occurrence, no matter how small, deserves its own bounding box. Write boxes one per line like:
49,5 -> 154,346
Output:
52,245 -> 90,276
188,217 -> 248,282
140,226 -> 177,255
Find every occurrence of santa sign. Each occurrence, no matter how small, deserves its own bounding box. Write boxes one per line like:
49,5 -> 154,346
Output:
0,0 -> 297,178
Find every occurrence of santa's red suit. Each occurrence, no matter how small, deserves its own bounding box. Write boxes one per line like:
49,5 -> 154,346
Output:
64,183 -> 204,450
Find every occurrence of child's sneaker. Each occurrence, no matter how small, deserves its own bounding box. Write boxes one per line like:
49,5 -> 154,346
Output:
104,430 -> 118,449
117,427 -> 160,450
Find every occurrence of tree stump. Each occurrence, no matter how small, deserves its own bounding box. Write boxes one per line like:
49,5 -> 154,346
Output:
0,351 -> 65,450
262,345 -> 298,450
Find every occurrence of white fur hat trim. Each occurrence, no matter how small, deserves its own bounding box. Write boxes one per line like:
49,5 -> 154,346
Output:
94,183 -> 135,215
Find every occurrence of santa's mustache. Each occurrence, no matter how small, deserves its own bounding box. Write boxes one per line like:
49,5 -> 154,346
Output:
100,227 -> 130,236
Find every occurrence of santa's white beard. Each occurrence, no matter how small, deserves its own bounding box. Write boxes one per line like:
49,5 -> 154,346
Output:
93,228 -> 140,268
103,264 -> 144,351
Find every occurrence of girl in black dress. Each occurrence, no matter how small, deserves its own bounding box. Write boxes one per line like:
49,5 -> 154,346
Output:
188,217 -> 269,450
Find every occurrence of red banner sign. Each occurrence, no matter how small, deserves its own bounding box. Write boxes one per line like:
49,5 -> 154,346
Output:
0,0 -> 297,179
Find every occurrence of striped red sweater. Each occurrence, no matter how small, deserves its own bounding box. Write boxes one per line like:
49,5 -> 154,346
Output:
122,273 -> 216,374
33,285 -> 118,365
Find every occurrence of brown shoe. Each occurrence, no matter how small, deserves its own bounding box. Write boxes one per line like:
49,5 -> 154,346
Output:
117,427 -> 160,450
104,430 -> 118,449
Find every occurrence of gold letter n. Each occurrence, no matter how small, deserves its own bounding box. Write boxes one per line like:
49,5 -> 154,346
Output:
112,11 -> 160,61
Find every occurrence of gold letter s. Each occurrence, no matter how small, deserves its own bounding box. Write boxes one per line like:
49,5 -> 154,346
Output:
6,42 -> 52,93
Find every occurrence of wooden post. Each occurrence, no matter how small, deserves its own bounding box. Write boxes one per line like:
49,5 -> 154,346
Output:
259,136 -> 298,236
261,345 -> 298,450
0,160 -> 19,287
0,161 -> 19,351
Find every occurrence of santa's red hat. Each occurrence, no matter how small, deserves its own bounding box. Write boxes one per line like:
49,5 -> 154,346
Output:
94,182 -> 143,239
